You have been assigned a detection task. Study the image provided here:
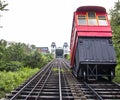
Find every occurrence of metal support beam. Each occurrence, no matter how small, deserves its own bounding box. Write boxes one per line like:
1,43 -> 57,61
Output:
87,64 -> 97,80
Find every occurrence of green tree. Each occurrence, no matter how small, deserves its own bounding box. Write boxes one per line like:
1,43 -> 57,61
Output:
24,51 -> 43,68
0,39 -> 53,71
0,39 -> 7,59
5,43 -> 26,61
0,0 -> 8,11
110,0 -> 120,61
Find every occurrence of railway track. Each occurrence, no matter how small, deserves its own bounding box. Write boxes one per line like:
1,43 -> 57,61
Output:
6,59 -> 86,100
65,60 -> 120,100
80,81 -> 120,100
6,58 -> 120,100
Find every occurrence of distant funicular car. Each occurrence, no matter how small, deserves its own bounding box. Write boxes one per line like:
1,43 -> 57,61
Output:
55,48 -> 64,58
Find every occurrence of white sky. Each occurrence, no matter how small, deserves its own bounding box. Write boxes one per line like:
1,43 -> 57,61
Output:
0,0 -> 117,49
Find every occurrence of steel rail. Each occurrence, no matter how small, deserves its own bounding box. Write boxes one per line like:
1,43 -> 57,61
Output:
84,82 -> 103,100
63,59 -> 120,100
62,59 -> 87,100
9,61 -> 53,100
35,66 -> 53,100
25,64 -> 52,99
61,65 -> 71,99
58,61 -> 62,100
112,81 -> 120,87
7,59 -> 91,100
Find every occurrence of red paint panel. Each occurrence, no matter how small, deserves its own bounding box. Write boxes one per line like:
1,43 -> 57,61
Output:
76,26 -> 112,32
77,32 -> 112,37
70,36 -> 78,67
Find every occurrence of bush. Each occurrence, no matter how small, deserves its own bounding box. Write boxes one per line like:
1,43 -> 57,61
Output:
23,52 -> 43,68
0,61 -> 24,71
0,67 -> 39,98
0,60 -> 6,71
23,52 -> 53,69
113,64 -> 120,83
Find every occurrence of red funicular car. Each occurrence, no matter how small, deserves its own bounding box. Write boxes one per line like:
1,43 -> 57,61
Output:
70,6 -> 117,81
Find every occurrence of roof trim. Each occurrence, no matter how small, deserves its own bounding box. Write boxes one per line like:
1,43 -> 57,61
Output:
76,6 -> 106,13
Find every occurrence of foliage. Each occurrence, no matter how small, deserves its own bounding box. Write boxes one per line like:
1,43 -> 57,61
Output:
110,1 -> 120,60
113,64 -> 120,83
23,51 -> 54,69
0,61 -> 23,71
23,51 -> 45,68
110,0 -> 120,84
0,39 -> 53,98
0,40 -> 53,71
0,0 -> 8,11
4,43 -> 30,62
0,39 -> 7,59
0,67 -> 39,98
65,54 -> 70,60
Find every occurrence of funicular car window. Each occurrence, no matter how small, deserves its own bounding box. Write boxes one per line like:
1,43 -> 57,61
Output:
88,12 -> 97,25
98,16 -> 108,25
78,15 -> 86,25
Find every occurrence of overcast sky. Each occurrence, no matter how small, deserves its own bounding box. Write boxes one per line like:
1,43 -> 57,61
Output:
0,0 -> 117,48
